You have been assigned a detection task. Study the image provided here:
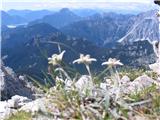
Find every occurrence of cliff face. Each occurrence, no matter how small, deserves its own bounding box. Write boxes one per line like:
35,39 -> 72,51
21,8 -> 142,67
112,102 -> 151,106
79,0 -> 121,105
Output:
0,61 -> 35,100
118,10 -> 159,43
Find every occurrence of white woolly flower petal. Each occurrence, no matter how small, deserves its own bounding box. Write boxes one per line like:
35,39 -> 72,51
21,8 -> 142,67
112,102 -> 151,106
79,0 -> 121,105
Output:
73,54 -> 97,65
48,50 -> 66,66
101,61 -> 110,66
102,58 -> 123,66
89,58 -> 97,62
51,54 -> 57,58
57,50 -> 66,61
73,59 -> 82,64
115,60 -> 123,66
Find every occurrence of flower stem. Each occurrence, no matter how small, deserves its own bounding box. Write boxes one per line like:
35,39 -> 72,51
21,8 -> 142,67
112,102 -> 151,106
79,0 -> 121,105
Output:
109,66 -> 117,87
56,67 -> 72,82
114,67 -> 121,86
85,64 -> 93,81
114,66 -> 121,100
110,66 -> 121,100
57,43 -> 62,53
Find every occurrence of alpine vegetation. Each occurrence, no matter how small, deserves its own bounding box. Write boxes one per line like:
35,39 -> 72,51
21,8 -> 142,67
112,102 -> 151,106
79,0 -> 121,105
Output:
102,58 -> 123,100
1,44 -> 160,120
40,48 -> 160,120
0,2 -> 160,120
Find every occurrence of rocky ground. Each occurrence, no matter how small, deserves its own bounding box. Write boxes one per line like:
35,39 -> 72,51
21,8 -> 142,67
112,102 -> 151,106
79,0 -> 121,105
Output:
0,61 -> 35,101
0,67 -> 160,120
1,40 -> 160,119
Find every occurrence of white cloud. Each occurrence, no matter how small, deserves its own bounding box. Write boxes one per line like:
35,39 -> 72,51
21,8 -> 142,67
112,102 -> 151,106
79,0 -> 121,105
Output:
2,0 -> 153,3
2,0 -> 156,10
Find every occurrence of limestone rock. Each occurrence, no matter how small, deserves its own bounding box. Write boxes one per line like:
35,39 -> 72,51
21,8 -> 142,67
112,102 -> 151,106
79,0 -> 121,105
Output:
100,83 -> 107,90
7,95 -> 31,108
20,98 -> 48,115
0,101 -> 13,120
123,75 -> 156,94
120,75 -> 130,85
75,75 -> 94,95
0,95 -> 31,120
0,64 -> 35,100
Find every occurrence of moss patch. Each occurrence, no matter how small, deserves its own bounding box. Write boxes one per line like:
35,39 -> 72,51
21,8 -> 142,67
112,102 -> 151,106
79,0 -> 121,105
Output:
6,111 -> 32,120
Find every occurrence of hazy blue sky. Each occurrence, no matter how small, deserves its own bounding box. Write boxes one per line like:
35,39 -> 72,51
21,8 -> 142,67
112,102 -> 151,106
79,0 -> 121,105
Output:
1,0 -> 158,11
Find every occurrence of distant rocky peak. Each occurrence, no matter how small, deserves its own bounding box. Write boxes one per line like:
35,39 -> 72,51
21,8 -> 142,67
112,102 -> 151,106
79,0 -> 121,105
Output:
60,8 -> 71,13
118,9 -> 159,43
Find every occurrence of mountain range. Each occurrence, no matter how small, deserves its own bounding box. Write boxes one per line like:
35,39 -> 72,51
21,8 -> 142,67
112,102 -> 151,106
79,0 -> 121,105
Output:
1,8 -> 158,77
29,8 -> 82,28
1,11 -> 26,25
1,10 -> 53,26
61,9 -> 159,45
118,10 -> 159,43
7,9 -> 53,22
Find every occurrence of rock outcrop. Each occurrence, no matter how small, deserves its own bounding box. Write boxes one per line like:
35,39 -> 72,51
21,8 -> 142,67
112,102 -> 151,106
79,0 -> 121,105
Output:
0,62 -> 35,100
0,74 -> 159,120
0,95 -> 32,120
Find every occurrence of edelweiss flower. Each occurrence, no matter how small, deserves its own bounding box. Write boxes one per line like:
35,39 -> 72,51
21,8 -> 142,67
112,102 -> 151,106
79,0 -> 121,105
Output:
149,63 -> 160,75
73,54 -> 96,79
73,54 -> 97,65
48,50 -> 65,66
102,58 -> 123,66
